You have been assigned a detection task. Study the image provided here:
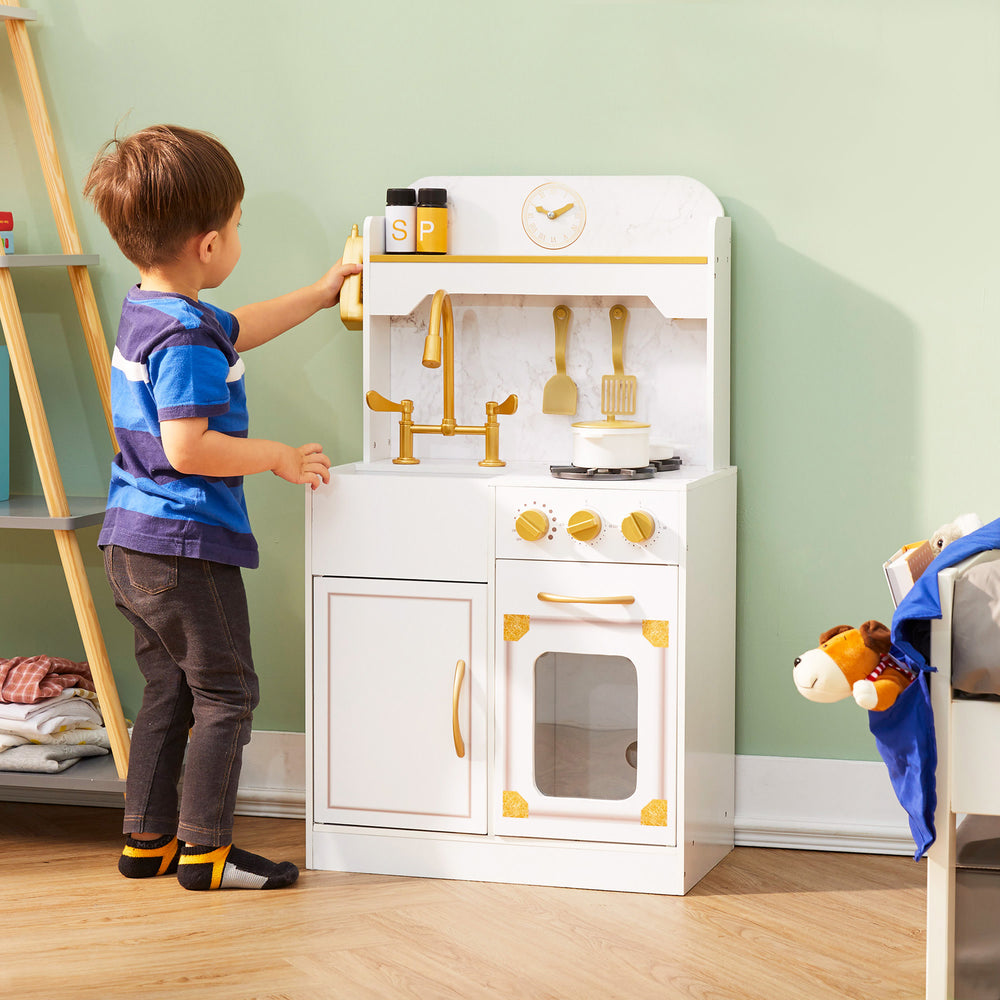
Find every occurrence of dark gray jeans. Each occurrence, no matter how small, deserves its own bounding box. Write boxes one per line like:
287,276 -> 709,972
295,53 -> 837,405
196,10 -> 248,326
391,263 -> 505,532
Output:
104,545 -> 259,846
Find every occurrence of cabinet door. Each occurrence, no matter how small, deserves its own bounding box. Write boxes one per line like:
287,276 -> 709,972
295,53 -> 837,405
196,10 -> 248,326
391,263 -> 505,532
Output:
495,560 -> 678,846
313,576 -> 487,834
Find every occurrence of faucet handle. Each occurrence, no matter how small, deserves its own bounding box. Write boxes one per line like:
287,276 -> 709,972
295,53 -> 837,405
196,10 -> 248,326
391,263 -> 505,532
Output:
366,389 -> 412,414
487,394 -> 518,418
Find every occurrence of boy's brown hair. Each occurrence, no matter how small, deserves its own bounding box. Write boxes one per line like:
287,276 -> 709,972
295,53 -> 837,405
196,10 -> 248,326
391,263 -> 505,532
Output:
84,124 -> 244,271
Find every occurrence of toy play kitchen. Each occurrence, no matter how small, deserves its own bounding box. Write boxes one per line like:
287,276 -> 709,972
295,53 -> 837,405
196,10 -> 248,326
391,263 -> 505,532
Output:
305,176 -> 735,894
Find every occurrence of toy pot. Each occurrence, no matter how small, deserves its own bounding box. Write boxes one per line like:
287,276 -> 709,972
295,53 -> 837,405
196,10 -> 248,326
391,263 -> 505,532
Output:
570,419 -> 651,469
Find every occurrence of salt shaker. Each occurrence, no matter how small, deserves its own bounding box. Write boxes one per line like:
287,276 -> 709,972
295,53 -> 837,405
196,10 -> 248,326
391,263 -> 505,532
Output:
384,188 -> 416,253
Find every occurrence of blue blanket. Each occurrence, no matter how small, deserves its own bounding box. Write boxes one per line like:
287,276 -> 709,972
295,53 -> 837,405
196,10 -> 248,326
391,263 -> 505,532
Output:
886,518 -> 1000,859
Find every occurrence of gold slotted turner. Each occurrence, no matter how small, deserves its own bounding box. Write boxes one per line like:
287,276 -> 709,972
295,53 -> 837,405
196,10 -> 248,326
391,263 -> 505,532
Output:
602,304 -> 636,418
541,304 -> 578,415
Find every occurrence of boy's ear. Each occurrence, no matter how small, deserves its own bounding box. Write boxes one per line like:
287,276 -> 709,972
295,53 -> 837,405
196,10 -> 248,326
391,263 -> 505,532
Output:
196,230 -> 219,264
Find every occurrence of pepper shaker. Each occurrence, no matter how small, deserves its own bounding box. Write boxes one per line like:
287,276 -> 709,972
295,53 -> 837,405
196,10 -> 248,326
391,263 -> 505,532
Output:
416,187 -> 448,254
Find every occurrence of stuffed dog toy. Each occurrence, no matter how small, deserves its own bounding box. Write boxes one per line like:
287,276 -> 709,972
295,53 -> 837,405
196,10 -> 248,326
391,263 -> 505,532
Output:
793,621 -> 917,711
930,512 -> 982,554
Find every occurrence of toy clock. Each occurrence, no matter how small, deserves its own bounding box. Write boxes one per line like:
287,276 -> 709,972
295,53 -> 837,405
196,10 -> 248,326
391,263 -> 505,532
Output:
520,181 -> 587,250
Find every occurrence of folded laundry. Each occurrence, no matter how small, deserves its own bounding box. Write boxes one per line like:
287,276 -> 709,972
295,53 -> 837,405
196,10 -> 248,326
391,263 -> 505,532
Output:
0,732 -> 26,752
22,727 -> 111,748
0,697 -> 103,739
0,726 -> 112,752
0,686 -> 99,721
0,743 -> 108,773
0,655 -> 96,704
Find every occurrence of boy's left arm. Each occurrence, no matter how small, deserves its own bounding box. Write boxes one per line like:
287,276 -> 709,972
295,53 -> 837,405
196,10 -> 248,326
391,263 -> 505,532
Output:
232,259 -> 362,350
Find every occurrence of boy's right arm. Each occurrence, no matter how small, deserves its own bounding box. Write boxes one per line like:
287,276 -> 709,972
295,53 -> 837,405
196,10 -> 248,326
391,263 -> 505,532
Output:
160,417 -> 331,490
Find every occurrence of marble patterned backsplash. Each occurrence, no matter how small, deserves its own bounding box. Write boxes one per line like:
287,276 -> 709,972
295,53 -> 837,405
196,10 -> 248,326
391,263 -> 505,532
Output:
383,295 -> 709,466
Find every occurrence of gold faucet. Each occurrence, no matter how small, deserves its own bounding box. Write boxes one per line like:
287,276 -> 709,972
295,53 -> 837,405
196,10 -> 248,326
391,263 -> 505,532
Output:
366,289 -> 517,466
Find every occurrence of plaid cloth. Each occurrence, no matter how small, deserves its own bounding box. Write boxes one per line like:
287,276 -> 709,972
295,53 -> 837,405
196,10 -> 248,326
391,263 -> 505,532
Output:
0,656 -> 96,704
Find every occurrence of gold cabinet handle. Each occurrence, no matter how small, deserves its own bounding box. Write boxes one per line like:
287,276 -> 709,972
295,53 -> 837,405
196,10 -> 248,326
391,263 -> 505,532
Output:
536,592 -> 636,605
452,659 -> 466,758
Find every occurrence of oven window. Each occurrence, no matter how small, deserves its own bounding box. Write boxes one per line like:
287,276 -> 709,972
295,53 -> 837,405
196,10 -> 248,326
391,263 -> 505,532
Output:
533,651 -> 638,801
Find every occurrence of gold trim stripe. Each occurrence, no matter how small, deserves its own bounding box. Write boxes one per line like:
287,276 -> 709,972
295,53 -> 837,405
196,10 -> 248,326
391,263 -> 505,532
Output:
371,255 -> 708,265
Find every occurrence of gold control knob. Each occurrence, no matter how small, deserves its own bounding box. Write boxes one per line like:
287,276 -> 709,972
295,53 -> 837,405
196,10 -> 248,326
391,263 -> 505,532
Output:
566,509 -> 602,542
515,509 -> 549,542
622,510 -> 656,544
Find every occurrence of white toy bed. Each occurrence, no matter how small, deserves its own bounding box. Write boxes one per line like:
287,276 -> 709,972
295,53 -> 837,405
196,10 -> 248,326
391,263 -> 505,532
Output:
926,549 -> 1000,999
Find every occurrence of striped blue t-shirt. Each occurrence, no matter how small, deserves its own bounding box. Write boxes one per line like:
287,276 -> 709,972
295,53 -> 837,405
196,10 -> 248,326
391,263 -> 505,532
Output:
98,286 -> 259,569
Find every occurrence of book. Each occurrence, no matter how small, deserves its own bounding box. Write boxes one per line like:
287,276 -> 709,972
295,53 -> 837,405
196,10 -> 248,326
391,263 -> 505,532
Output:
883,540 -> 935,607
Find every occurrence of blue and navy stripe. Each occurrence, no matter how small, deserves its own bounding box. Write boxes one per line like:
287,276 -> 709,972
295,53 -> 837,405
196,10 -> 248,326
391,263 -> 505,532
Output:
98,286 -> 259,569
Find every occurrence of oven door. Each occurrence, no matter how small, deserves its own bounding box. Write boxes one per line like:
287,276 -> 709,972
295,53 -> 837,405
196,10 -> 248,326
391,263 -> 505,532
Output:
495,559 -> 677,846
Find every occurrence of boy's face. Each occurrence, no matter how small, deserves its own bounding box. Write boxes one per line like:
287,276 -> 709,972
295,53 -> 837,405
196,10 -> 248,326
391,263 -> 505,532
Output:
205,203 -> 242,288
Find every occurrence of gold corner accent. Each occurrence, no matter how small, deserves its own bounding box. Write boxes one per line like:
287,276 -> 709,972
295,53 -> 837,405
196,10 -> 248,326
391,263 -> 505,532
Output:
641,799 -> 669,826
503,791 -> 529,818
503,614 -> 530,642
642,620 -> 670,648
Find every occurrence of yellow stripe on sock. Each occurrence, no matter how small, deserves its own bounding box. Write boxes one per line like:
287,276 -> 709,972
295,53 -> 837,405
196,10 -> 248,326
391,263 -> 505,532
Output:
179,845 -> 231,889
122,837 -> 178,875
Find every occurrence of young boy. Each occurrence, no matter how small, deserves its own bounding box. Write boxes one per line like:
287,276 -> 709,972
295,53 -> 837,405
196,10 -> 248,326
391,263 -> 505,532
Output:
84,124 -> 360,890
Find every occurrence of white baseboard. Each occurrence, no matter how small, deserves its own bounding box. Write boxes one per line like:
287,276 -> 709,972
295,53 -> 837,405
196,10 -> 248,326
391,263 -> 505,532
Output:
234,729 -> 306,819
240,740 -> 915,856
734,754 -> 914,855
3,731 -> 916,856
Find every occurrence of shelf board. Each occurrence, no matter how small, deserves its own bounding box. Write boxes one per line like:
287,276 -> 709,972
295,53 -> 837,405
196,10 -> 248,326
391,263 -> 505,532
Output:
365,255 -> 712,319
0,494 -> 106,530
0,6 -> 36,21
0,753 -> 124,807
0,253 -> 99,269
370,254 -> 709,264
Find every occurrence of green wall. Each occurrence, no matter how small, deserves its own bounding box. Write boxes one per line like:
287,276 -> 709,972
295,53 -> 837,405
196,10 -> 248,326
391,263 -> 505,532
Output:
2,0 -> 998,760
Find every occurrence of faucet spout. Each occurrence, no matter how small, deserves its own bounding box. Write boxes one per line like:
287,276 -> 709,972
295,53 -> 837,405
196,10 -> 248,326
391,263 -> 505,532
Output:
422,289 -> 455,433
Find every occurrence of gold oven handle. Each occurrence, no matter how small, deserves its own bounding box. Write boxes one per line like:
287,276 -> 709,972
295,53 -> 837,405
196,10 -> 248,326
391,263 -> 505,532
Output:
452,659 -> 466,758
536,592 -> 636,606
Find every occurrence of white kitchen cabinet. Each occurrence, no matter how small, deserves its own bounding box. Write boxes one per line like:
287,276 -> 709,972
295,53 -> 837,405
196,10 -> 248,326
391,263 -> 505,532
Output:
312,575 -> 487,835
308,176 -> 734,894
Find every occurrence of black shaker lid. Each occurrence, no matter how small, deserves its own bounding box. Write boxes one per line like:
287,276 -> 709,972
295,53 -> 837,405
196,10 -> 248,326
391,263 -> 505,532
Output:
417,187 -> 447,207
386,188 -> 416,206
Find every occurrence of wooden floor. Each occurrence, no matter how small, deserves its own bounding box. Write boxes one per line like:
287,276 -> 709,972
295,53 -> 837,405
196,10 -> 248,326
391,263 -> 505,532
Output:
0,802 -> 926,1000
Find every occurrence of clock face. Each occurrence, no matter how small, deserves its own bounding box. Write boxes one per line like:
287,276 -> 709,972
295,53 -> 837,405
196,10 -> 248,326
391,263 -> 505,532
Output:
521,181 -> 586,250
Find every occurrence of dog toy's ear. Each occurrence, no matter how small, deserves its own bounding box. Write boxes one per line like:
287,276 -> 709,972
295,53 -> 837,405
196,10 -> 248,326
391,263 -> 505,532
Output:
859,620 -> 891,655
819,624 -> 853,645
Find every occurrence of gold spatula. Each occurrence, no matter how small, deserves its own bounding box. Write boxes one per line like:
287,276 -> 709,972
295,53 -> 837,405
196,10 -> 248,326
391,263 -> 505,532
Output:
541,304 -> 578,415
601,304 -> 637,418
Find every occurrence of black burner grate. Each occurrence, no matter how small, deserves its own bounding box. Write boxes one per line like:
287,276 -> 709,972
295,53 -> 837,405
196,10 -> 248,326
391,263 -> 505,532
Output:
548,457 -> 681,481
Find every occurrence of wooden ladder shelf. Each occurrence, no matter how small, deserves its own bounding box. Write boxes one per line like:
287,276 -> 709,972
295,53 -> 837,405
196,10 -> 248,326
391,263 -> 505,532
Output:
1,2 -> 129,779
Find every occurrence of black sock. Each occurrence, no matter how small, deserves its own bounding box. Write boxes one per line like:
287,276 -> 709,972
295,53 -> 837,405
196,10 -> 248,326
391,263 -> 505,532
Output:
119,834 -> 181,878
176,843 -> 299,891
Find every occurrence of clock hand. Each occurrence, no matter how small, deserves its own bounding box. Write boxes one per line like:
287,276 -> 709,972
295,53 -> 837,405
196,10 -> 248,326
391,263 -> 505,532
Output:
550,202 -> 575,218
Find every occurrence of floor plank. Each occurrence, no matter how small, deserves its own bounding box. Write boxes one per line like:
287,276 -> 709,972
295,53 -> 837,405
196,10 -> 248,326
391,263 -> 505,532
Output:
0,802 -> 926,999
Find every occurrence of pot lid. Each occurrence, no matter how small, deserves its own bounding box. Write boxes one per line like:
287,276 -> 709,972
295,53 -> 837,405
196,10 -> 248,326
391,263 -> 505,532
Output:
571,419 -> 650,429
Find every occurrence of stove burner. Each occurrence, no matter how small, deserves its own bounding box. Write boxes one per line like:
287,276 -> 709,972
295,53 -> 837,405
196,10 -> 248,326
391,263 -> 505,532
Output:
549,457 -> 681,481
651,457 -> 682,472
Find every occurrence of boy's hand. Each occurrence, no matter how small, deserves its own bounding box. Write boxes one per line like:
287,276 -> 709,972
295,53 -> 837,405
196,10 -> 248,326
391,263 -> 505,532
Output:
313,258 -> 363,309
273,442 -> 332,490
